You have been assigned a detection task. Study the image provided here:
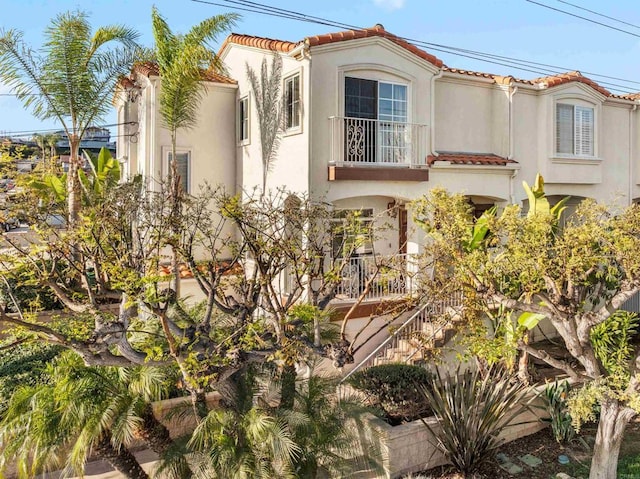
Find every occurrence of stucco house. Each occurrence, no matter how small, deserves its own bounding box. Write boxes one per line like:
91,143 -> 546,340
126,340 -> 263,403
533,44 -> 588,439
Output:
115,23 -> 640,371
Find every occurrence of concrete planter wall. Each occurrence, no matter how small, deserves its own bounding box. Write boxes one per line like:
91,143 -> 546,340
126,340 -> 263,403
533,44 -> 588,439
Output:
365,382 -> 553,479
151,391 -> 222,438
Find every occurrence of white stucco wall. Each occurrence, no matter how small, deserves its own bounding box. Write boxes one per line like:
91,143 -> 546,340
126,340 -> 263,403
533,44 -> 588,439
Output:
221,44 -> 311,196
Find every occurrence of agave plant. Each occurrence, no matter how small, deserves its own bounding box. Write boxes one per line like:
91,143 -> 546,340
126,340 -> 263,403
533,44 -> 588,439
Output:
420,366 -> 531,474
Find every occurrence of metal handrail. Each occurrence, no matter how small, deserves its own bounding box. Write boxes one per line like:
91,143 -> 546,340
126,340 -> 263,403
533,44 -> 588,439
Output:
341,302 -> 430,383
340,292 -> 463,383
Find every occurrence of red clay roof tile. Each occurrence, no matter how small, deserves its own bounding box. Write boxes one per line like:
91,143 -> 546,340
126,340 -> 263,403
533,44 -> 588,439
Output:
220,33 -> 298,53
529,71 -> 611,97
428,152 -> 518,167
305,24 -> 443,67
218,28 -> 639,101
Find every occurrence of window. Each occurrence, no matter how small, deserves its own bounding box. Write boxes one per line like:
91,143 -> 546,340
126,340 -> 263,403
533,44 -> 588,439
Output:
331,209 -> 374,259
167,151 -> 190,193
556,103 -> 594,156
284,74 -> 301,130
238,96 -> 249,143
344,77 -> 409,164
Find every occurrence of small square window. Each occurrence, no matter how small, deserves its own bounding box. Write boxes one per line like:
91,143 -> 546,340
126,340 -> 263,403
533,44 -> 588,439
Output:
284,74 -> 301,131
238,96 -> 249,143
167,151 -> 190,193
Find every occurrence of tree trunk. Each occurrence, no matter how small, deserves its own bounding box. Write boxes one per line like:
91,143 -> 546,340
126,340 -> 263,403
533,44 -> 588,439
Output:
67,135 -> 82,228
138,403 -> 193,478
279,363 -> 297,410
191,389 -> 209,420
517,331 -> 531,385
589,398 -> 634,479
169,133 -> 181,297
94,435 -> 149,479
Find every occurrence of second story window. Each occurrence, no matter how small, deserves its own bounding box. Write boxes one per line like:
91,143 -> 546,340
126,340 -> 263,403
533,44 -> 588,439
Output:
284,73 -> 301,131
238,96 -> 249,143
556,103 -> 594,157
344,77 -> 409,164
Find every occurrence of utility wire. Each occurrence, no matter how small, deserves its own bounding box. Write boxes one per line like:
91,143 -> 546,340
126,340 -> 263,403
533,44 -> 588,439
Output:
192,0 -> 640,94
524,0 -> 640,39
556,0 -> 640,31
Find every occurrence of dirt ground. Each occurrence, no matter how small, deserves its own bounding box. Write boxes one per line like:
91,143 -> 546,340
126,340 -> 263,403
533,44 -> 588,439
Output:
417,421 -> 640,479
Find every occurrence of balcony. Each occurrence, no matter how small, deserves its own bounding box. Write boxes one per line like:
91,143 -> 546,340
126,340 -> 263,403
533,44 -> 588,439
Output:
328,116 -> 429,182
333,253 -> 417,302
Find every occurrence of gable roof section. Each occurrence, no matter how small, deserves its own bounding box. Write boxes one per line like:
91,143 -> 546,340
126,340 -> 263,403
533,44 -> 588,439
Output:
306,24 -> 443,68
528,71 -> 611,97
221,24 -> 443,67
428,152 -> 518,167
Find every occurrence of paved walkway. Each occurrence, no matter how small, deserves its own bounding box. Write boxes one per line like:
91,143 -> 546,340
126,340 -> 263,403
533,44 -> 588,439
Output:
36,450 -> 159,479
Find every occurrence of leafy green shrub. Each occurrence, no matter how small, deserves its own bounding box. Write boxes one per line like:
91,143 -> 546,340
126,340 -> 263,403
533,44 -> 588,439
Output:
590,310 -> 639,385
420,366 -> 530,474
347,363 -> 433,424
541,380 -> 576,443
0,340 -> 62,414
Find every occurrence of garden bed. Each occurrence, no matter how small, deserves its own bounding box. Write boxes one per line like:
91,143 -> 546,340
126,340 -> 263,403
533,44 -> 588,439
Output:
414,421 -> 640,479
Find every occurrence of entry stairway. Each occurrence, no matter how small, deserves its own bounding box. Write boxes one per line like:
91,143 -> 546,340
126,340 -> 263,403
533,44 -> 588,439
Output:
342,292 -> 464,382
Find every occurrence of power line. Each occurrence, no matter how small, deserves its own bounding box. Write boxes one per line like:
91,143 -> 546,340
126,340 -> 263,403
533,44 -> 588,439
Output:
524,0 -> 640,39
192,0 -> 640,94
556,0 -> 640,31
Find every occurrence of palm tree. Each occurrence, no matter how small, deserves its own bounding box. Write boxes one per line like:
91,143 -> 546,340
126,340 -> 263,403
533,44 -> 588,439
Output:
187,367 -> 382,479
150,7 -> 237,297
44,133 -> 60,169
31,133 -> 46,161
0,352 -> 184,478
246,56 -> 282,195
0,11 -> 141,227
151,7 -> 237,199
281,373 -> 383,478
187,369 -> 299,479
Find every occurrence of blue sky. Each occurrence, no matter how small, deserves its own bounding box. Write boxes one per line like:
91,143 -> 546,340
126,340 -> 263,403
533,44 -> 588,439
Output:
1,0 -> 640,139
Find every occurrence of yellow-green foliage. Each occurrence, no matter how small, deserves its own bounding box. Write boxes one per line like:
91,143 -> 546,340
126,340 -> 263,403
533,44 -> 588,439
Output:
567,380 -> 606,432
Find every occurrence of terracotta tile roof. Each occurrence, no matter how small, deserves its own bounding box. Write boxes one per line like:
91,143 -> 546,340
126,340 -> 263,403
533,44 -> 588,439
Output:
220,33 -> 298,53
428,152 -> 518,167
221,25 -> 442,67
157,262 -> 242,279
528,71 -> 611,97
306,24 -> 443,67
444,67 -> 496,80
131,62 -> 237,84
219,27 -> 639,100
118,76 -> 136,89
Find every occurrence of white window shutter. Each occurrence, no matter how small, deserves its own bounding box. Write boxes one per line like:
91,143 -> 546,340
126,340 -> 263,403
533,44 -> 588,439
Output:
575,106 -> 594,156
556,104 -> 574,154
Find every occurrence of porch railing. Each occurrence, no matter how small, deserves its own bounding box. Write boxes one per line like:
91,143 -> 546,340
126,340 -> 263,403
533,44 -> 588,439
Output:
329,116 -> 428,167
341,291 -> 464,382
333,253 -> 417,301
